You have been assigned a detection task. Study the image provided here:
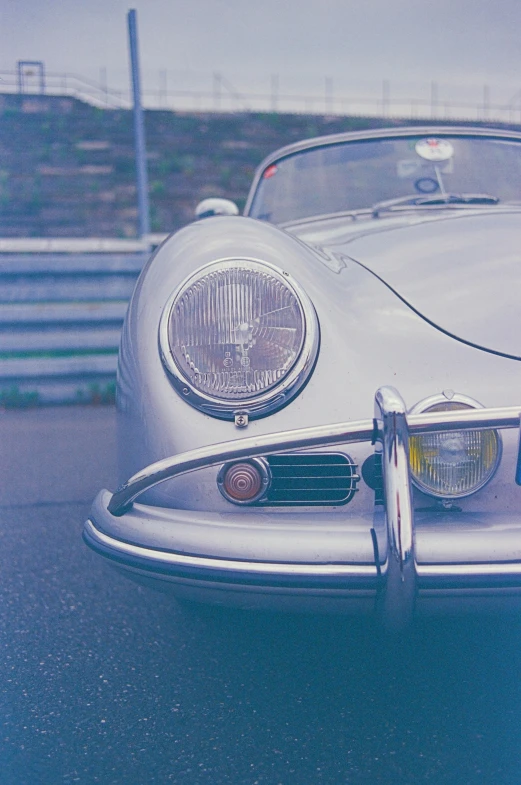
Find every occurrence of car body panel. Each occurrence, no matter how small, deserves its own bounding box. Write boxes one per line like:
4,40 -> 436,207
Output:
115,213 -> 521,511
295,209 -> 521,359
85,126 -> 521,623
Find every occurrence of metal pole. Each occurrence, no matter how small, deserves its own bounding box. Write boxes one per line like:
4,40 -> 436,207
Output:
325,76 -> 333,114
271,74 -> 279,112
213,72 -> 221,110
100,67 -> 109,107
160,69 -> 167,107
483,84 -> 490,120
431,81 -> 438,119
382,79 -> 390,117
127,9 -> 150,240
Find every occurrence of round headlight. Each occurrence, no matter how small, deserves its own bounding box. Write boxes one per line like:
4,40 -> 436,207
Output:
409,395 -> 501,499
159,259 -> 319,419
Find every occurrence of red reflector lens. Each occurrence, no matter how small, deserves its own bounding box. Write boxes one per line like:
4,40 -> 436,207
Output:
263,165 -> 278,179
222,462 -> 262,501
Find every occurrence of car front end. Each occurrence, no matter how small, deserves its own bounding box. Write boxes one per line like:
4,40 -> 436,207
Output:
84,127 -> 521,627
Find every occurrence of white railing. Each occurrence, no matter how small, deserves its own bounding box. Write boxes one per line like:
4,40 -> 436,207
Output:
3,69 -> 521,124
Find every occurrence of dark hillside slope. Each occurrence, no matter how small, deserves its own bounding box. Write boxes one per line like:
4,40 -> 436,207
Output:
0,93 -> 515,238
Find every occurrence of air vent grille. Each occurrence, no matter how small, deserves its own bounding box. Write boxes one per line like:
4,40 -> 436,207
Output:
260,453 -> 359,506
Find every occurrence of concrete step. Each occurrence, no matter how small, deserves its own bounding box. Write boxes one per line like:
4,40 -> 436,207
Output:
0,301 -> 128,325
0,275 -> 137,303
0,327 -> 121,353
0,354 -> 117,380
0,252 -> 148,274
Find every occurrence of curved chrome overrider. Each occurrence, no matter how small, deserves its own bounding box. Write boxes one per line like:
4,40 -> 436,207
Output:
374,386 -> 416,630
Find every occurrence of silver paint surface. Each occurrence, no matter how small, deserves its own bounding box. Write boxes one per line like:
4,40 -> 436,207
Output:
86,126 -> 521,615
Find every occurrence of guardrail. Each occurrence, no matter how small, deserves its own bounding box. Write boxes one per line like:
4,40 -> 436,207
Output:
3,68 -> 521,123
0,251 -> 149,406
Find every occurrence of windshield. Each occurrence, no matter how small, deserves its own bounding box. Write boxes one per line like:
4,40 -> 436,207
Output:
248,135 -> 521,224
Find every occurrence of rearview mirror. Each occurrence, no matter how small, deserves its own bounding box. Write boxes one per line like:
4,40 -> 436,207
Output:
195,198 -> 239,219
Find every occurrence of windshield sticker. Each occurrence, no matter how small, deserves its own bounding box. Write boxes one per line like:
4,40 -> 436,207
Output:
263,164 -> 278,179
414,177 -> 439,194
415,138 -> 454,161
397,159 -> 422,178
397,157 -> 453,178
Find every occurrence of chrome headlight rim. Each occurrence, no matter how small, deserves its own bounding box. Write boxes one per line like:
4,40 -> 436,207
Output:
159,257 -> 320,420
408,393 -> 502,499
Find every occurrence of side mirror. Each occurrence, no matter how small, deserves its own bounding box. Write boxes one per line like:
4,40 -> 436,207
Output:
195,198 -> 239,219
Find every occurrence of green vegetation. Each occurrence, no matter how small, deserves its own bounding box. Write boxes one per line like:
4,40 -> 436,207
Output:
75,382 -> 116,405
0,93 -> 510,239
0,349 -> 118,360
0,386 -> 39,408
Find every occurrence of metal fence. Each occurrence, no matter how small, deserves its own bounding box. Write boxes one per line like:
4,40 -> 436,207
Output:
3,68 -> 521,124
0,251 -> 148,406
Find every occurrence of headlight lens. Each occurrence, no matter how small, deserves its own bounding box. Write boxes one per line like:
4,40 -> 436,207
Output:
160,259 -> 319,418
409,398 -> 501,498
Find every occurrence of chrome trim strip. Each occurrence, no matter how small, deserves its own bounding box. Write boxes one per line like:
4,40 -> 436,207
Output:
244,127 -> 521,216
374,386 -> 416,629
108,401 -> 520,517
84,519 -> 377,579
516,428 -> 521,485
418,563 -> 521,577
410,406 -> 520,432
108,419 -> 376,515
85,519 -> 521,585
408,392 -> 487,414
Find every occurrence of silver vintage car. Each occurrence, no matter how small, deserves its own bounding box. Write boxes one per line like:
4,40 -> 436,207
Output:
84,126 -> 521,627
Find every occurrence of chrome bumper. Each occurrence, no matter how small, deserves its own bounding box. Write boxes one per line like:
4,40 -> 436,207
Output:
85,386 -> 521,627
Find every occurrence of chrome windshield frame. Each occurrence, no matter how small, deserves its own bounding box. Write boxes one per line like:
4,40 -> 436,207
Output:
244,127 -> 521,222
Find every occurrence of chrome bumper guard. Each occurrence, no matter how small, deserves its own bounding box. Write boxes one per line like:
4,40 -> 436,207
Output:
101,386 -> 521,628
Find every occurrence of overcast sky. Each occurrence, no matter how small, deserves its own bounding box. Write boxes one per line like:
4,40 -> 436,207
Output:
1,0 -> 521,113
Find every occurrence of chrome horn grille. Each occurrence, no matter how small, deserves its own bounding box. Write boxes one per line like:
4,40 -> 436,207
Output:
260,453 -> 359,506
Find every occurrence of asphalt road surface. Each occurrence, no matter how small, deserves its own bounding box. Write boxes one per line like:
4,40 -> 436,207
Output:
2,405 -> 521,785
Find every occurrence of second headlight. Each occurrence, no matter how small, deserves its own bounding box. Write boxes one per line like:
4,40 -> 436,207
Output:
159,258 -> 319,419
409,395 -> 502,499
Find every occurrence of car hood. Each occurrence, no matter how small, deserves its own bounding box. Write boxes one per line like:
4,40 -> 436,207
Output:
290,208 -> 521,360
